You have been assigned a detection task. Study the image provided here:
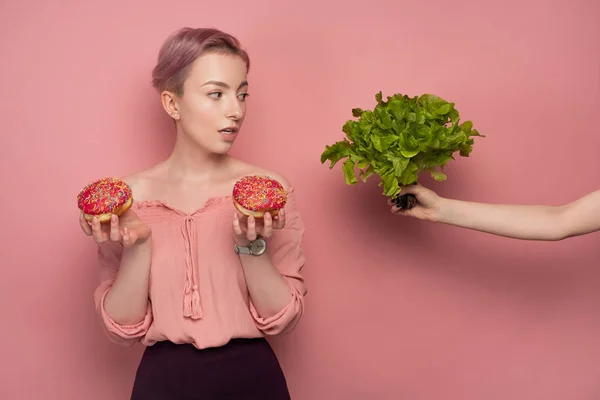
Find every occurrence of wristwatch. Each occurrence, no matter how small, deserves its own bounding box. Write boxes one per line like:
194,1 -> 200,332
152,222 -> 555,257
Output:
234,236 -> 267,256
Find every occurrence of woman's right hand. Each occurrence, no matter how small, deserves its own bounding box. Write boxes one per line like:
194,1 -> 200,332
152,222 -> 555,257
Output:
79,209 -> 151,248
388,183 -> 444,222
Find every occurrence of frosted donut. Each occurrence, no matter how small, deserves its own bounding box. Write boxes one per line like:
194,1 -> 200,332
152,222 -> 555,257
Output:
77,177 -> 133,223
232,175 -> 287,218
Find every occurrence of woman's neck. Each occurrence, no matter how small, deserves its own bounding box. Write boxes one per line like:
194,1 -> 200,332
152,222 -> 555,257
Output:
163,133 -> 231,182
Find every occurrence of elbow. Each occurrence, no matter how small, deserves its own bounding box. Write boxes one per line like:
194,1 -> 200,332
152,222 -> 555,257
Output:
102,326 -> 144,347
251,288 -> 305,336
100,310 -> 152,345
96,289 -> 152,344
269,299 -> 305,336
259,309 -> 304,336
549,206 -> 572,241
103,287 -> 150,326
105,310 -> 150,327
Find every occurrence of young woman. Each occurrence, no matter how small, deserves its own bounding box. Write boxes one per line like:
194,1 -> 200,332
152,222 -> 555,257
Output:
390,183 -> 600,241
78,27 -> 306,399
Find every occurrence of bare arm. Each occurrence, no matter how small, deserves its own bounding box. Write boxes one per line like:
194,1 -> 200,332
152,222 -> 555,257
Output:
83,211 -> 153,326
392,185 -> 600,241
238,249 -> 293,317
103,239 -> 153,325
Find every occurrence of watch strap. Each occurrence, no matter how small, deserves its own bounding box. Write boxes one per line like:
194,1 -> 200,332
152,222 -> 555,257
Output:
235,243 -> 252,254
234,236 -> 266,256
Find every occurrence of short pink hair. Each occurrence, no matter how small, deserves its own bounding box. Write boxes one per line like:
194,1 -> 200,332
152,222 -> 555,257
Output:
151,27 -> 250,95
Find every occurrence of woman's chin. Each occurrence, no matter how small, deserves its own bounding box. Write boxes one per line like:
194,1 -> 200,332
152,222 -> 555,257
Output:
211,140 -> 235,155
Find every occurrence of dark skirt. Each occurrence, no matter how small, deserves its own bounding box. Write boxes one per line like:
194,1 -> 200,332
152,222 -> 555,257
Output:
130,338 -> 291,400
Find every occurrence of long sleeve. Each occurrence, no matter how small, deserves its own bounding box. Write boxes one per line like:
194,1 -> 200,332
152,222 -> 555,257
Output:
92,241 -> 153,346
249,192 -> 307,335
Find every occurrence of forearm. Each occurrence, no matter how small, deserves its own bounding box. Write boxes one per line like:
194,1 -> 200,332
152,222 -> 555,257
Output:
239,253 -> 293,318
104,239 -> 152,325
436,198 -> 567,240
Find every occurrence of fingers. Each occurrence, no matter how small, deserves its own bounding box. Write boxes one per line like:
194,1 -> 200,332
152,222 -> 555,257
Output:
398,183 -> 423,196
273,210 -> 286,230
86,214 -> 127,244
109,215 -> 120,241
233,211 -> 285,244
233,213 -> 244,237
391,204 -> 408,214
388,186 -> 416,206
79,214 -> 93,236
90,217 -> 106,243
233,213 -> 257,241
388,183 -> 425,209
262,213 -> 273,238
246,215 -> 257,241
121,227 -> 135,247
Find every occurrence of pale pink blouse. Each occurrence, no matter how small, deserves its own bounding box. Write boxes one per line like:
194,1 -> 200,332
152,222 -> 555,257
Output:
93,187 -> 306,350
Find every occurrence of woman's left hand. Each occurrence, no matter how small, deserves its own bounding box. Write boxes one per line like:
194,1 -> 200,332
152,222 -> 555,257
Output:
233,210 -> 286,245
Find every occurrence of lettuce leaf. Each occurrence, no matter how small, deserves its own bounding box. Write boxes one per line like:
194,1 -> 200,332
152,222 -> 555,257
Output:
320,91 -> 484,198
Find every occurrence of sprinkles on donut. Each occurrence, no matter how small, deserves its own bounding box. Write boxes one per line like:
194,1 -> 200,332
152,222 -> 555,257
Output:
232,175 -> 287,218
77,177 -> 133,223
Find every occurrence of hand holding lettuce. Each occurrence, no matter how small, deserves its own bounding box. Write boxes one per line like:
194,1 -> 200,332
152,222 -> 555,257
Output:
320,91 -> 484,209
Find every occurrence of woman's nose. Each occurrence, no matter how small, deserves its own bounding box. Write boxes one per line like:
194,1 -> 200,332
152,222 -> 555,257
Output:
226,101 -> 243,120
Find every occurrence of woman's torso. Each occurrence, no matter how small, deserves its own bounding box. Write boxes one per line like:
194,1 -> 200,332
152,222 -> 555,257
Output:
122,160 -> 286,349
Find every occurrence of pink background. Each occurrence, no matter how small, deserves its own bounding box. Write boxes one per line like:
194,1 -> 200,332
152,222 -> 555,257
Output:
2,0 -> 600,399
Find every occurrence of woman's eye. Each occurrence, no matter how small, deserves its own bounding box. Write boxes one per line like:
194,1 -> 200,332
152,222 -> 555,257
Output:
208,92 -> 222,99
238,93 -> 249,101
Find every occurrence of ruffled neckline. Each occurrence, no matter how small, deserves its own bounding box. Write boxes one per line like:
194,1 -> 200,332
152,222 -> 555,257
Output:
131,186 -> 296,217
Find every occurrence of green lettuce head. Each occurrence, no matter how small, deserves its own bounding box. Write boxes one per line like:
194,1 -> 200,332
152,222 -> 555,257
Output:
320,91 -> 485,198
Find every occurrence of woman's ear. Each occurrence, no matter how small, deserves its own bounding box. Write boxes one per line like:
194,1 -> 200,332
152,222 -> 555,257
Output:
161,90 -> 180,120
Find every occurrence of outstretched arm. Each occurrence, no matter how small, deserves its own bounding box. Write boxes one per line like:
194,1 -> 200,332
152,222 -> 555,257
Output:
391,185 -> 600,241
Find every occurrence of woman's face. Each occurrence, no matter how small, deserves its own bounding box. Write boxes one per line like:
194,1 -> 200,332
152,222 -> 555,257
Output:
170,52 -> 249,154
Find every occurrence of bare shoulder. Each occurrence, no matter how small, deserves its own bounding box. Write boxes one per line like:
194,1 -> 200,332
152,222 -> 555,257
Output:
120,164 -> 163,199
121,171 -> 146,191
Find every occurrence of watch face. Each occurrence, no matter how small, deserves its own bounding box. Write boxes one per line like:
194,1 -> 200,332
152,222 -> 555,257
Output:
250,238 -> 266,255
